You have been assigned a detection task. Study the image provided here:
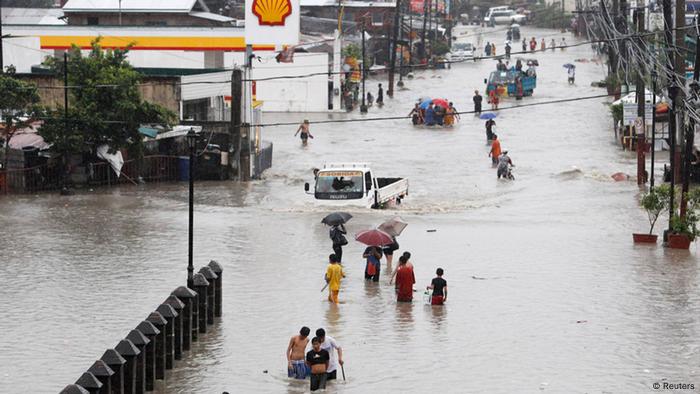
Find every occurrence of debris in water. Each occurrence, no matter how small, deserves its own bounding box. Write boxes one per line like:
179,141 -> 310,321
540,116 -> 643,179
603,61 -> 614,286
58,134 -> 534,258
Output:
576,320 -> 588,324
427,229 -> 437,232
263,370 -> 268,374
472,276 -> 487,280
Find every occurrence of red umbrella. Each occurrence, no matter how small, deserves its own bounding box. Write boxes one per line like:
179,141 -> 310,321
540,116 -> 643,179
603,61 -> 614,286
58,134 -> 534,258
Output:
354,229 -> 393,246
432,98 -> 449,108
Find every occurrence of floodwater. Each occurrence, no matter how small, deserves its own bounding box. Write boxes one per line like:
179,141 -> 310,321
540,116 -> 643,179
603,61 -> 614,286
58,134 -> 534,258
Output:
1,26 -> 699,394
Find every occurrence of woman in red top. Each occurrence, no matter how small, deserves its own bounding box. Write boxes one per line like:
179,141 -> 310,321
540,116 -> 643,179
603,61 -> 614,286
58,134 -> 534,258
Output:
394,255 -> 415,302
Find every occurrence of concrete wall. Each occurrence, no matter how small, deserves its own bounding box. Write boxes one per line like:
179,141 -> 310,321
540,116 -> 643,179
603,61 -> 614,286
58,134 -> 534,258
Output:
15,74 -> 181,114
252,53 -> 329,112
543,0 -> 577,13
2,37 -> 45,73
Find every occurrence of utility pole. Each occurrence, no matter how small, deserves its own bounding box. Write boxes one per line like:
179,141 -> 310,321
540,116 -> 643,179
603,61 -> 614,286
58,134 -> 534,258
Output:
409,14 -> 413,66
674,0 -> 687,186
601,0 -> 617,74
398,14 -> 405,88
681,15 -> 700,218
0,0 -> 4,73
662,0 -> 679,234
360,22 -> 367,113
635,7 -> 646,185
421,0 -> 429,61
231,68 -> 242,180
60,52 -> 70,195
387,0 -> 401,97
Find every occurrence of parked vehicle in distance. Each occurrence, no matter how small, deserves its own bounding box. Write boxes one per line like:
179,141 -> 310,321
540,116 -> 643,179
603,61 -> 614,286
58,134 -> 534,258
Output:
447,42 -> 475,62
304,163 -> 408,209
483,6 -> 526,25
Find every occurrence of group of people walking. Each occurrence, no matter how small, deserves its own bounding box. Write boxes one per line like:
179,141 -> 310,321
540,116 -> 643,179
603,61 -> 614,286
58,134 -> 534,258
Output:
408,102 -> 460,127
521,36 -> 567,52
286,327 -> 344,391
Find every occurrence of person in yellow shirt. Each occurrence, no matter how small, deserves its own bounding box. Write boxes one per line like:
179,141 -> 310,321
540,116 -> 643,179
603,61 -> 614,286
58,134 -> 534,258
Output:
325,254 -> 345,304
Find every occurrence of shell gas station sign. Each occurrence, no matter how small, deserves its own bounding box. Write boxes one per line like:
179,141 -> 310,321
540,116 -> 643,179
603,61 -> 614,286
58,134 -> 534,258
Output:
245,0 -> 300,47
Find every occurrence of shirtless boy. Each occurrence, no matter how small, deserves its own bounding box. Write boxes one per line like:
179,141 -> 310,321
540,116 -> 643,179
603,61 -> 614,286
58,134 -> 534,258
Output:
294,120 -> 314,145
287,326 -> 311,379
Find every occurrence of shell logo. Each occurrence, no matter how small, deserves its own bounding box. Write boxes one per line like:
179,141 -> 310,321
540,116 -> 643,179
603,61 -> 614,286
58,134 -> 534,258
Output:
252,0 -> 292,26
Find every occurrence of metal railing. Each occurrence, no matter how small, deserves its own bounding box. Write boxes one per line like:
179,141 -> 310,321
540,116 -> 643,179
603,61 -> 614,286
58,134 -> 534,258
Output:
253,141 -> 273,179
0,155 -> 182,194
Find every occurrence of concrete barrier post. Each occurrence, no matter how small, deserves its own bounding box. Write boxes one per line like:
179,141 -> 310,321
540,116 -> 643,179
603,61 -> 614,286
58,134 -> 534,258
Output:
155,304 -> 177,369
100,349 -> 126,394
60,384 -> 90,394
163,295 -> 185,360
146,311 -> 167,380
198,266 -> 217,325
193,273 -> 210,334
171,286 -> 196,351
87,360 -> 114,394
135,321 -> 159,392
208,260 -> 223,317
125,330 -> 149,394
114,340 -> 140,394
75,372 -> 103,394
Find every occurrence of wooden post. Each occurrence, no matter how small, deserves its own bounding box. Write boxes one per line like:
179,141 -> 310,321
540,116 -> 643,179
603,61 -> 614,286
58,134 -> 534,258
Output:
145,312 -> 167,381
114,340 -> 140,394
163,295 -> 185,360
124,330 -> 149,394
193,273 -> 210,334
134,321 -> 159,392
208,260 -> 223,317
75,372 -> 102,394
171,286 -> 197,351
198,266 -> 218,325
87,360 -> 114,394
100,349 -> 126,394
155,304 -> 178,370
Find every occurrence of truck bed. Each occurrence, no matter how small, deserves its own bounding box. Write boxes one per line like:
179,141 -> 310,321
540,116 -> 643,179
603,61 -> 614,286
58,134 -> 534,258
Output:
375,177 -> 409,205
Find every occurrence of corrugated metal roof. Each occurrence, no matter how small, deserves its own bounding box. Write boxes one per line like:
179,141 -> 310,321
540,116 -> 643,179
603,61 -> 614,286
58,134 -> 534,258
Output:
63,0 -> 198,13
189,11 -> 234,22
1,8 -> 66,25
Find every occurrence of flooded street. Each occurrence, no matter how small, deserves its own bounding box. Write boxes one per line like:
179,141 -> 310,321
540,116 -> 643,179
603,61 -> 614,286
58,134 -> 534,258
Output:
2,26 -> 699,393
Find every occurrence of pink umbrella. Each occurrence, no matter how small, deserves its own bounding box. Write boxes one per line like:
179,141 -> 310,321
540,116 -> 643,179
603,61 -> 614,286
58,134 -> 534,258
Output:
354,229 -> 394,246
432,98 -> 449,108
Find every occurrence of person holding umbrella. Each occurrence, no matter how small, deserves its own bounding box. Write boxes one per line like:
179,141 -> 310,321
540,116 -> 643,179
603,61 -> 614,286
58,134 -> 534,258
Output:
378,217 -> 408,265
330,223 -> 347,262
363,246 -> 382,282
322,212 -> 351,262
355,228 -> 393,281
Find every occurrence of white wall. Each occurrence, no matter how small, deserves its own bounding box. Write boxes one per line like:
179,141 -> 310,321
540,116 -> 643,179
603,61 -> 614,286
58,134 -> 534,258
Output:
252,52 -> 329,112
2,37 -> 44,73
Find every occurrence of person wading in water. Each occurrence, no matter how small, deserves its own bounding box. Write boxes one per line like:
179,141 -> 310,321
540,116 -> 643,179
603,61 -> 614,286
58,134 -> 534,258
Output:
294,120 -> 314,145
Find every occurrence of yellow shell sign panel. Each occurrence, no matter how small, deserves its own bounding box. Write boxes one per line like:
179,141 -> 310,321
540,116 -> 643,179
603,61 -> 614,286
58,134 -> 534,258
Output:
245,0 -> 300,47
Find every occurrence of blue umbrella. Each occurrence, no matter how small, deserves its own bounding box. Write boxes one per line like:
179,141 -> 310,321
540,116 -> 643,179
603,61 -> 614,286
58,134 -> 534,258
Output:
479,112 -> 498,120
419,98 -> 433,109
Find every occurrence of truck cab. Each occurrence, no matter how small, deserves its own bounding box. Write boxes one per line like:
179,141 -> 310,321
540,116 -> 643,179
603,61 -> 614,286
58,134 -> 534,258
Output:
304,163 -> 408,209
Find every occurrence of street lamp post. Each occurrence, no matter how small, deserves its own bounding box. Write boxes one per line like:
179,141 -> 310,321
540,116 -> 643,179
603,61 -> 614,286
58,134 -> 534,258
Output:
667,83 -> 680,235
650,69 -> 657,188
186,128 -> 197,289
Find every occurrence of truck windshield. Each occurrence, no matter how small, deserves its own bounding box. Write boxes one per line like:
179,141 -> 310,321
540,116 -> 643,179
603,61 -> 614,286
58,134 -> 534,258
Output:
315,170 -> 364,199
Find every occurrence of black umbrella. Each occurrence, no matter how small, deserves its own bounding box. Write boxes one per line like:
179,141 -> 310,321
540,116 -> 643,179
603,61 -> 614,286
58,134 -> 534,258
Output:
321,212 -> 353,226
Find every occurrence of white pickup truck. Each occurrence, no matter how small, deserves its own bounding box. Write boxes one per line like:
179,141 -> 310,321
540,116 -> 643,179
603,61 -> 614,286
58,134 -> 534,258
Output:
304,163 -> 409,209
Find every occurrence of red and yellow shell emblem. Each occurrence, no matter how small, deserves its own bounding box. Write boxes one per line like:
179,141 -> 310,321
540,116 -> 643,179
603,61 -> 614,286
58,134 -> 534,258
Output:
252,0 -> 292,26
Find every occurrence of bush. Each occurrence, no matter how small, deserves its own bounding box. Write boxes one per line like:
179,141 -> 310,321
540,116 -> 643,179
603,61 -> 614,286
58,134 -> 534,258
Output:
640,185 -> 672,234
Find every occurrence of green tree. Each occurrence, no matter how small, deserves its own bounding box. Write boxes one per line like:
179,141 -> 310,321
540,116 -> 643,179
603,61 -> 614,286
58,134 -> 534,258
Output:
39,38 -> 176,157
0,68 -> 41,168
